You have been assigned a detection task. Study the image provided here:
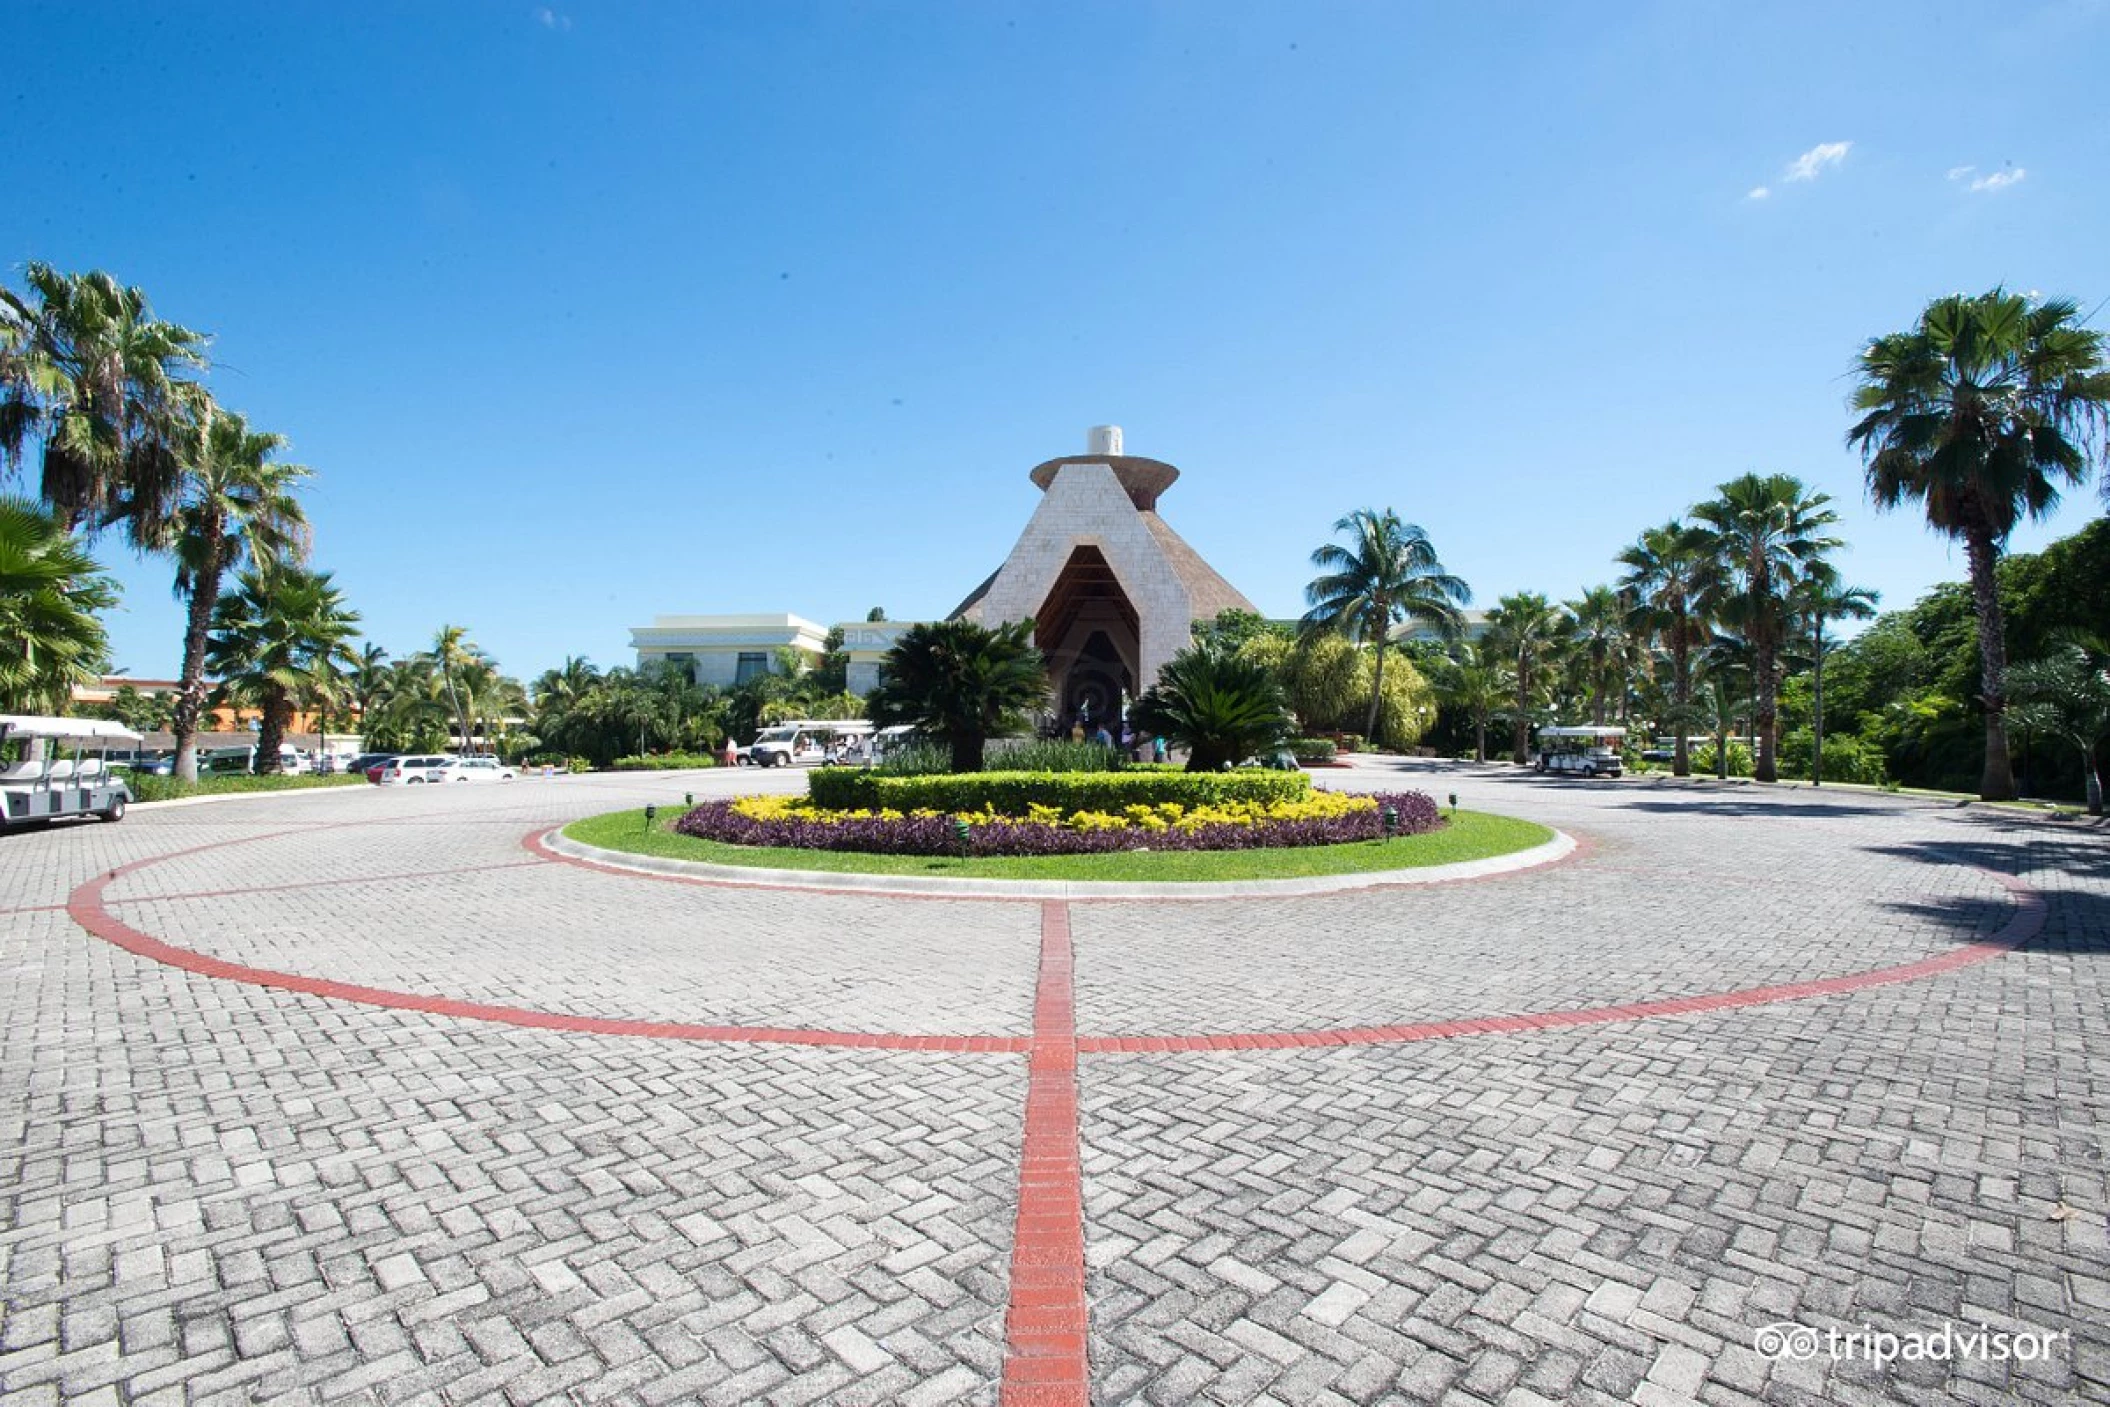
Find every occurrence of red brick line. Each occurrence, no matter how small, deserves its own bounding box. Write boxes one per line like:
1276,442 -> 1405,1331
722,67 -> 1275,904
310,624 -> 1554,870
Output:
1076,870 -> 2047,1054
66,857 -> 1027,1055
116,859 -> 546,905
999,900 -> 1090,1407
0,903 -> 70,916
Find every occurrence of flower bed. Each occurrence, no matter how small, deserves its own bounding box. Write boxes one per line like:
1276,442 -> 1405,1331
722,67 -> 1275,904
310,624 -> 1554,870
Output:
672,789 -> 1442,856
806,766 -> 1312,814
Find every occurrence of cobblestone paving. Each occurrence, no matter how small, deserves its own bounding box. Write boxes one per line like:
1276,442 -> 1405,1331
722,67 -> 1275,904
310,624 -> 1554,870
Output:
1,763 -> 2105,1405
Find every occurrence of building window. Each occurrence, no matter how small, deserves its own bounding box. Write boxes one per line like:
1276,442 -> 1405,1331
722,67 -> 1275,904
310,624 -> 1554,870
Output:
735,652 -> 769,684
664,652 -> 696,685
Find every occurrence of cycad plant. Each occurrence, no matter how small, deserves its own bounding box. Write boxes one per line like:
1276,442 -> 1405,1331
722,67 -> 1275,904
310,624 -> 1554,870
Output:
867,618 -> 1047,773
1130,640 -> 1296,772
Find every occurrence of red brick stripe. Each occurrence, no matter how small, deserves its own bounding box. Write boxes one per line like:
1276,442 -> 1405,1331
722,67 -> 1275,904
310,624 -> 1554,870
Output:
66,859 -> 1027,1054
1000,901 -> 1089,1406
1077,871 -> 2046,1054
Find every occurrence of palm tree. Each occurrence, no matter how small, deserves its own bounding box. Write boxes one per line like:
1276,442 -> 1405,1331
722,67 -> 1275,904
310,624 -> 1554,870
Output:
1434,642 -> 1512,764
1566,585 -> 1630,726
1849,289 -> 2110,800
167,407 -> 311,781
350,643 -> 391,727
206,568 -> 361,774
1692,473 -> 1842,783
867,618 -> 1047,772
1792,577 -> 1879,786
1618,521 -> 1718,777
0,497 -> 116,713
0,264 -> 209,547
1130,640 -> 1296,772
1483,592 -> 1563,764
431,624 -> 484,755
2008,643 -> 2110,814
1301,509 -> 1470,745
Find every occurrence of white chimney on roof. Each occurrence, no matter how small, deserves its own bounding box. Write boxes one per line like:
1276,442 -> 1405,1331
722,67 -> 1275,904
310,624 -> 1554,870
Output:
1087,424 -> 1123,457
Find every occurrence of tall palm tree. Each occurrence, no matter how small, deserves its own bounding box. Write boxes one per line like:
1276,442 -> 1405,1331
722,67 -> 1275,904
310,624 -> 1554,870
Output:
1483,592 -> 1563,764
1791,577 -> 1879,786
1301,508 -> 1470,745
0,497 -> 116,713
1693,473 -> 1842,783
0,264 -> 209,548
1618,521 -> 1719,777
206,567 -> 361,774
1434,642 -> 1513,764
1849,289 -> 2110,800
867,618 -> 1047,772
168,407 -> 311,781
1566,585 -> 1630,726
350,643 -> 391,728
431,624 -> 485,755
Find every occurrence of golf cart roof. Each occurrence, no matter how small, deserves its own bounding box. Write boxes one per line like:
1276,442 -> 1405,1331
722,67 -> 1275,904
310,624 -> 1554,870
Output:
0,715 -> 145,745
1536,726 -> 1627,740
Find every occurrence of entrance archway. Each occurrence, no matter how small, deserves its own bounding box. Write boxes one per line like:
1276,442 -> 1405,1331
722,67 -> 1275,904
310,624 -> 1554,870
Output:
1034,547 -> 1139,732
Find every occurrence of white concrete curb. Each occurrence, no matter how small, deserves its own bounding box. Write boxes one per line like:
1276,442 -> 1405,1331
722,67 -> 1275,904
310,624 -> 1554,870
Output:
542,825 -> 1576,900
129,782 -> 377,812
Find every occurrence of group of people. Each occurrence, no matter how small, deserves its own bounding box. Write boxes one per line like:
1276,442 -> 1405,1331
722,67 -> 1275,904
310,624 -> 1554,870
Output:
1069,714 -> 1169,764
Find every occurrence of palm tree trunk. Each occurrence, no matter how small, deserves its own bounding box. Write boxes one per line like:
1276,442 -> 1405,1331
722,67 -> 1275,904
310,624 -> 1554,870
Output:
171,529 -> 226,784
1474,715 -> 1487,764
1511,662 -> 1531,765
2083,742 -> 2102,816
1364,636 -> 1386,745
1811,622 -> 1826,788
1671,630 -> 1691,778
1962,516 -> 2017,800
256,684 -> 287,775
951,732 -> 982,774
1753,632 -> 1779,784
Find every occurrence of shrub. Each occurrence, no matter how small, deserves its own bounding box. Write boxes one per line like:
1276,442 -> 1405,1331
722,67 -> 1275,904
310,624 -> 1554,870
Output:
675,789 -> 1441,856
1776,730 -> 1889,786
807,767 -> 1311,815
525,752 -> 595,773
875,740 -> 954,776
984,738 -> 1127,772
1289,737 -> 1338,763
127,773 -> 366,801
1689,740 -> 1754,777
611,752 -> 721,771
1130,641 -> 1296,771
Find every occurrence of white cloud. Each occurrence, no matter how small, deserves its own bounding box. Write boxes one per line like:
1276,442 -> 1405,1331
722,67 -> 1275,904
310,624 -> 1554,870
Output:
1746,186 -> 1770,201
1784,141 -> 1852,182
1969,167 -> 2026,192
1946,165 -> 1976,182
535,7 -> 572,29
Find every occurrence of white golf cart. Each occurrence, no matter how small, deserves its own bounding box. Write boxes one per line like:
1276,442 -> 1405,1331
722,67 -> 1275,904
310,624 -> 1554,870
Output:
1535,725 -> 1626,778
0,715 -> 141,829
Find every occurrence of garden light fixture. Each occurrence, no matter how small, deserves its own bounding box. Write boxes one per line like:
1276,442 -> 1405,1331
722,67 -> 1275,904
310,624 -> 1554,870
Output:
644,803 -> 658,831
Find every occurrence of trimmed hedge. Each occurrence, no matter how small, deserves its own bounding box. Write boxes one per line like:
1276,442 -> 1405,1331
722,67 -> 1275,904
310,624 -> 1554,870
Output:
610,752 -> 721,771
807,767 -> 1311,815
127,773 -> 367,802
1289,737 -> 1338,762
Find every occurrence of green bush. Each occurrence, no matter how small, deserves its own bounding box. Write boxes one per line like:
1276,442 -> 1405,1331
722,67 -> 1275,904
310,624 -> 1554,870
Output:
984,738 -> 1127,772
127,773 -> 367,802
1689,740 -> 1754,777
1289,737 -> 1338,763
610,752 -> 721,771
1777,729 -> 1889,786
807,767 -> 1312,815
875,740 -> 954,776
524,752 -> 594,773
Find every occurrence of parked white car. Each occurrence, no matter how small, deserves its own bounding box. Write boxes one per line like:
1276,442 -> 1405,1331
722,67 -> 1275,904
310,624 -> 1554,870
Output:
432,757 -> 517,783
374,754 -> 453,785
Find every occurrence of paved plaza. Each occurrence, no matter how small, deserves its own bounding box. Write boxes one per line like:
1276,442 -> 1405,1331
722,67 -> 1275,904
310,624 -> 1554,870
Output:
1,761 -> 2106,1406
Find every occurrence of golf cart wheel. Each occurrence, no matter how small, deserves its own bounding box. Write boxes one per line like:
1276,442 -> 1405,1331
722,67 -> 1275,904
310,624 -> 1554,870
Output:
101,796 -> 126,823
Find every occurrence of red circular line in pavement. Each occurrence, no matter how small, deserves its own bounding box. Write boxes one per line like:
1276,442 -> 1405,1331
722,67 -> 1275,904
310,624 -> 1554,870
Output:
66,846 -> 1027,1055
1074,869 -> 2047,1053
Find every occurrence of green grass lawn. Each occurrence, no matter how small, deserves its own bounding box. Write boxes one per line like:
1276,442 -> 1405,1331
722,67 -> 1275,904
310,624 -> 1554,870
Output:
128,773 -> 370,802
562,807 -> 1554,882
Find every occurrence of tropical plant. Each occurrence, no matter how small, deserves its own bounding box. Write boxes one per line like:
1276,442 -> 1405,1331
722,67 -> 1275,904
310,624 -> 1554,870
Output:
1300,508 -> 1469,745
205,567 -> 361,773
1433,642 -> 1512,763
1566,585 -> 1632,727
94,682 -> 173,735
0,496 -> 115,712
1692,473 -> 1842,783
167,407 -> 311,781
1790,577 -> 1878,789
866,618 -> 1048,772
0,264 -> 209,547
1483,592 -> 1564,764
1131,640 -> 1298,772
2008,643 -> 2110,814
1849,289 -> 2110,800
1617,520 -> 1719,776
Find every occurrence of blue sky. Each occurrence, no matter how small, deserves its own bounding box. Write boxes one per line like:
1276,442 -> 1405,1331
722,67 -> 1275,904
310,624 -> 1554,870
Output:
7,1 -> 2107,681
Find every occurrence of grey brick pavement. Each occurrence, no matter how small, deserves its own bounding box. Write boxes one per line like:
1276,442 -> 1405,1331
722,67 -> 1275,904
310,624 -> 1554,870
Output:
2,762 -> 2105,1404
